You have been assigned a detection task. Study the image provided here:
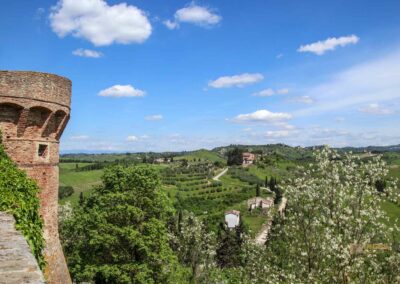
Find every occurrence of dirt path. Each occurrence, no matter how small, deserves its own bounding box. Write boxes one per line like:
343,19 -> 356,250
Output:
213,167 -> 228,181
255,197 -> 287,245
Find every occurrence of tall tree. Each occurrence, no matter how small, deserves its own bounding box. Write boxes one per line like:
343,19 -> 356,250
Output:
60,165 -> 187,283
256,184 -> 261,197
227,147 -> 244,166
216,222 -> 243,268
171,211 -> 215,282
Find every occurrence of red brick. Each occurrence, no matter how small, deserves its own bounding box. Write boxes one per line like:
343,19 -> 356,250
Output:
0,71 -> 71,284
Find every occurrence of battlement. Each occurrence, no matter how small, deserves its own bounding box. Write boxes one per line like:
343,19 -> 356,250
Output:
0,71 -> 71,107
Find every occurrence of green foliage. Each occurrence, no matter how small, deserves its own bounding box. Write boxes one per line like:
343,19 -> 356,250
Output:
216,220 -> 245,268
227,148 -> 243,166
60,165 -> 188,283
229,167 -> 264,185
170,211 -> 215,281
0,136 -> 45,268
58,185 -> 74,199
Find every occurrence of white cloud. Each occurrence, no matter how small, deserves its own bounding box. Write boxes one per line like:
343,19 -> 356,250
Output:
251,88 -> 289,97
252,88 -> 289,97
298,35 -> 359,55
335,117 -> 345,123
50,0 -> 152,46
252,88 -> 274,97
288,95 -> 315,104
72,48 -> 103,58
359,103 -> 394,115
164,3 -> 221,29
98,85 -> 145,97
69,135 -> 90,141
145,114 -> 163,121
209,73 -> 264,88
232,109 -> 292,123
163,20 -> 178,30
276,88 -> 289,95
295,49 -> 400,117
126,135 -> 138,142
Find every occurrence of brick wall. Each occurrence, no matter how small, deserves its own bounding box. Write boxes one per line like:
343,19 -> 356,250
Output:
0,71 -> 71,284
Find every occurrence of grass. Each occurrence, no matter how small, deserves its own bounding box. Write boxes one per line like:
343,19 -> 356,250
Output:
380,200 -> 400,227
59,163 -> 104,204
175,150 -> 225,163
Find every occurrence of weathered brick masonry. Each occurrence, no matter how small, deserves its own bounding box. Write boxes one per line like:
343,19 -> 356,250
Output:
0,71 -> 72,284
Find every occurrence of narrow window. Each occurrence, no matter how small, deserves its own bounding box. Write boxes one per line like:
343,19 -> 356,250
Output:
38,144 -> 48,158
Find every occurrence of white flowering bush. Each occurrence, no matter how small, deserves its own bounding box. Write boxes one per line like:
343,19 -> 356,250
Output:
263,147 -> 400,283
170,211 -> 216,282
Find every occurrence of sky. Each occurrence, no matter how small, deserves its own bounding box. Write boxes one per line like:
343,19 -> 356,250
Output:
1,0 -> 400,153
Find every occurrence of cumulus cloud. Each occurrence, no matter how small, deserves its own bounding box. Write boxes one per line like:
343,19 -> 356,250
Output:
252,88 -> 289,97
126,135 -> 138,142
145,114 -> 163,121
72,48 -> 103,58
231,109 -> 292,123
98,85 -> 145,97
359,103 -> 394,115
69,135 -> 90,141
298,35 -> 359,55
164,3 -> 221,29
50,0 -> 152,46
209,73 -> 263,88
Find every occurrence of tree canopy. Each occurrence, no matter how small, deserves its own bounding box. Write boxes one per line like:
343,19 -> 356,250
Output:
60,165 -> 187,283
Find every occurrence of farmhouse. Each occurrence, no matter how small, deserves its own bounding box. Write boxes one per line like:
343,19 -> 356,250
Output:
242,152 -> 256,165
247,197 -> 274,211
224,210 -> 240,228
154,157 -> 170,164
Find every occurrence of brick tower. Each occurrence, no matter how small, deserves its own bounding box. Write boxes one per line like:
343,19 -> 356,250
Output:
0,71 -> 72,283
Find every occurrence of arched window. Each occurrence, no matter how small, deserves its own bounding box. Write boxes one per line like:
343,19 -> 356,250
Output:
0,102 -> 24,138
24,106 -> 52,139
42,110 -> 67,138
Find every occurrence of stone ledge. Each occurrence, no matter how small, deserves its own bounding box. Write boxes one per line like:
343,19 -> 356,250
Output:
0,212 -> 45,284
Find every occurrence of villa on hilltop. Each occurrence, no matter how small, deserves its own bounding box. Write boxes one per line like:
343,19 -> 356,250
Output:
242,152 -> 256,165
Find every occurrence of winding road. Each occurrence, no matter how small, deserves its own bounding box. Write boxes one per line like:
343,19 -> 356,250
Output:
255,197 -> 287,245
213,167 -> 228,181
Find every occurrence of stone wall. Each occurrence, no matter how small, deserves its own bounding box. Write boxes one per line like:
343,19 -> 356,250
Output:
0,71 -> 72,283
0,212 -> 45,284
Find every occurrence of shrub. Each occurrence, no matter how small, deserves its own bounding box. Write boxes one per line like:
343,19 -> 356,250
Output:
58,185 -> 74,199
0,134 -> 45,268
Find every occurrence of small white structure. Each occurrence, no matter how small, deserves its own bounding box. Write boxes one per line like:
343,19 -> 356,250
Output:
224,210 -> 240,228
247,197 -> 274,210
154,158 -> 170,164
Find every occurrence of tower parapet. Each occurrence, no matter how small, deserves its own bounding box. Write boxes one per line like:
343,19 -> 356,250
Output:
0,71 -> 71,284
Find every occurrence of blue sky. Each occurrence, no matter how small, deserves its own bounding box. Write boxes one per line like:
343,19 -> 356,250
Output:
1,0 -> 400,152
